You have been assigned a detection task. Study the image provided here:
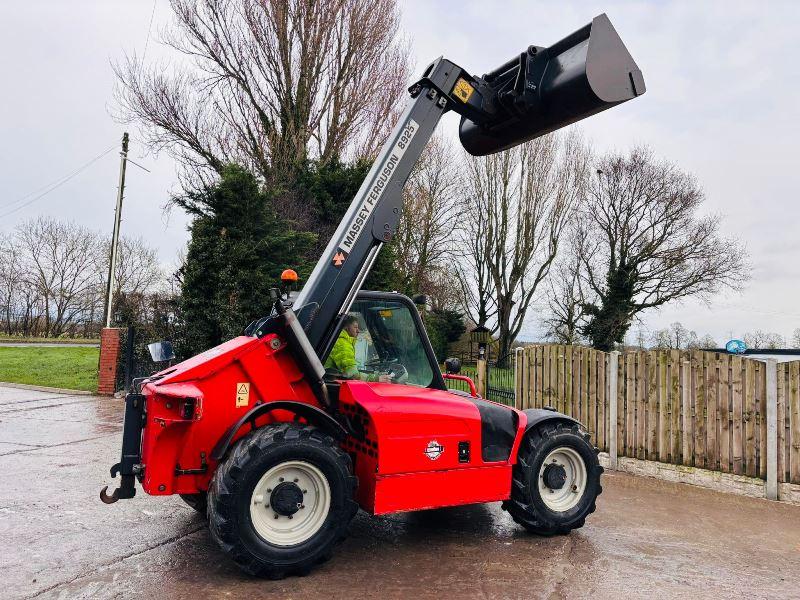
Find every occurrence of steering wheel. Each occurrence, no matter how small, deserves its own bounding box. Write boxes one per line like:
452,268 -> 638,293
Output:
385,363 -> 408,384
363,356 -> 399,370
360,357 -> 408,383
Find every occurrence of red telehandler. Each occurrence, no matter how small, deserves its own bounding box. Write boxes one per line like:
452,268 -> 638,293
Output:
101,14 -> 645,578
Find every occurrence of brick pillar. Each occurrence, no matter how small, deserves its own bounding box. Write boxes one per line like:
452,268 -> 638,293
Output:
98,327 -> 124,396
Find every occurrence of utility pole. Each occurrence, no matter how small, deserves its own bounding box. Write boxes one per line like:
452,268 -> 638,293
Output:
103,132 -> 129,328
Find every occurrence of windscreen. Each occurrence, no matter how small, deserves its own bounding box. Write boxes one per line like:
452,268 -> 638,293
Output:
348,298 -> 435,387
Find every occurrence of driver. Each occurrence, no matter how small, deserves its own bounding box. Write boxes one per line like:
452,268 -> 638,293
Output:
325,315 -> 391,383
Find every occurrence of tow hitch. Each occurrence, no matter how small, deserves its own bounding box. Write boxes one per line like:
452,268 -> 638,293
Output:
100,392 -> 145,504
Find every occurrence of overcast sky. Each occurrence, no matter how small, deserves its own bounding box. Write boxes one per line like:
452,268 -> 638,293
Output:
1,1 -> 799,345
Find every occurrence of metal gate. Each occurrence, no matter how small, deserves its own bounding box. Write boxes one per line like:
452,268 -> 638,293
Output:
117,326 -> 167,393
485,351 -> 515,405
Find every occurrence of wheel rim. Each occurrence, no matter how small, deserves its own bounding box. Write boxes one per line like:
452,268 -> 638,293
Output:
249,460 -> 331,546
537,447 -> 587,512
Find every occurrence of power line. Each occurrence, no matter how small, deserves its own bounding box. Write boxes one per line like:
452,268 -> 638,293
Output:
0,144 -> 119,219
0,142 -> 113,209
142,0 -> 158,63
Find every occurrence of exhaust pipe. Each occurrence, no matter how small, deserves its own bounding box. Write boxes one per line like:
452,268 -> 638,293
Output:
459,14 -> 645,156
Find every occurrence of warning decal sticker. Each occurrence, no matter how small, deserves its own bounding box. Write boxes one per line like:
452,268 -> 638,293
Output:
236,382 -> 250,407
332,250 -> 348,267
338,119 -> 418,254
453,78 -> 474,103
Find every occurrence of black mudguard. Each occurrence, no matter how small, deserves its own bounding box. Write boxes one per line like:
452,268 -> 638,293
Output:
523,407 -> 581,435
466,402 -> 584,463
210,401 -> 348,461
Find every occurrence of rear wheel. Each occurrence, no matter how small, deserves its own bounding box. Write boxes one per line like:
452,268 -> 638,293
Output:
503,421 -> 602,535
208,423 -> 357,578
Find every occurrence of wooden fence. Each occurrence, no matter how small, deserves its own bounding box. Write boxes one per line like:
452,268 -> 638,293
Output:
514,345 -> 800,486
515,346 -> 610,452
778,361 -> 800,484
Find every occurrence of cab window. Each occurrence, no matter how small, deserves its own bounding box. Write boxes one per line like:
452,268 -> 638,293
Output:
338,297 -> 435,387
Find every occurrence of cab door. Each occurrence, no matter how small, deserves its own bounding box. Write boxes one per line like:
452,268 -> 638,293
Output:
332,292 -> 476,478
329,294 -> 513,514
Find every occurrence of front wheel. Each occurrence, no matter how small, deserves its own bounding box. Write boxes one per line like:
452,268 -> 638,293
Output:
503,421 -> 602,535
208,423 -> 358,578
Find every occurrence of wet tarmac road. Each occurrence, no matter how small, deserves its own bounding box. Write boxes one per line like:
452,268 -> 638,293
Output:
1,384 -> 799,599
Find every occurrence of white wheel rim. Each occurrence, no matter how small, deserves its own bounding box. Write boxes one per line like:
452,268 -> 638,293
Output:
538,447 -> 587,512
249,460 -> 331,546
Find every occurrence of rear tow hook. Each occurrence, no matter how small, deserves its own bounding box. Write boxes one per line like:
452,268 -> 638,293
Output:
99,462 -> 137,504
99,485 -> 120,504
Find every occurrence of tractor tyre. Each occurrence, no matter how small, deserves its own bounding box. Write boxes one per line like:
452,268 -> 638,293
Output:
503,421 -> 602,535
208,423 -> 358,579
180,492 -> 208,515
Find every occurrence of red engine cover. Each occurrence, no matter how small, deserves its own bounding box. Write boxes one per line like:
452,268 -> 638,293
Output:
340,382 -> 527,514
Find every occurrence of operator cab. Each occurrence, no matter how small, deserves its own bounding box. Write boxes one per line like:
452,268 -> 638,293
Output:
322,291 -> 446,390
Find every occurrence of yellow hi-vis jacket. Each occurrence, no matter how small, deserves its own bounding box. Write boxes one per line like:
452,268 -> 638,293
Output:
324,330 -> 378,381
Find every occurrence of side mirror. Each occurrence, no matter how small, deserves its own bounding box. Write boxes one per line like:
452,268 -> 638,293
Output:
147,341 -> 176,363
444,357 -> 462,374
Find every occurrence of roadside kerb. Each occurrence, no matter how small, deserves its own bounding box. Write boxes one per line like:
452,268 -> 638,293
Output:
0,382 -> 93,396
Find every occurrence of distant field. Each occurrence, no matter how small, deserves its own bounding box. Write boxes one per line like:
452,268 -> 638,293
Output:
0,346 -> 99,392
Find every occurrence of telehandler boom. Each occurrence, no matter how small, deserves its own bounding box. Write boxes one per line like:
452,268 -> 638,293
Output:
102,14 -> 644,578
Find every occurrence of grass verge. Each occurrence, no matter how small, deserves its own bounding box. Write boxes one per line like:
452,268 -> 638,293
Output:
0,346 -> 99,392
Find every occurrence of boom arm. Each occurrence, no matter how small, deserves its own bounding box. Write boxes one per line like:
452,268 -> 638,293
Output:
289,13 -> 644,360
292,58 -> 469,357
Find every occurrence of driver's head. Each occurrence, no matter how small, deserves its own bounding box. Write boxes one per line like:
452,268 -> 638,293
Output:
342,314 -> 360,338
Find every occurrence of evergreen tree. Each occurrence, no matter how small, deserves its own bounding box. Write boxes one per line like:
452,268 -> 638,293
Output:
425,308 -> 467,362
178,160 -> 405,357
294,158 -> 399,291
179,165 -> 315,356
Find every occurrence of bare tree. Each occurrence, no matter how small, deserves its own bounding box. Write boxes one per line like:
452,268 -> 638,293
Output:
743,330 -> 785,350
0,236 -> 41,336
111,236 -> 164,297
0,222 -> 166,338
0,235 -> 23,335
15,218 -> 103,337
579,146 -> 750,351
95,235 -> 165,330
393,135 -> 460,297
454,174 -> 496,332
543,257 -> 585,345
792,328 -> 800,349
633,328 -> 648,350
459,132 -> 589,363
650,322 -> 696,350
690,333 -> 718,349
114,0 -> 411,185
542,225 -> 591,345
649,328 -> 672,349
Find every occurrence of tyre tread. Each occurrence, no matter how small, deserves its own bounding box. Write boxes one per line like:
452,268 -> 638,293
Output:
504,421 -> 603,536
208,423 -> 357,578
